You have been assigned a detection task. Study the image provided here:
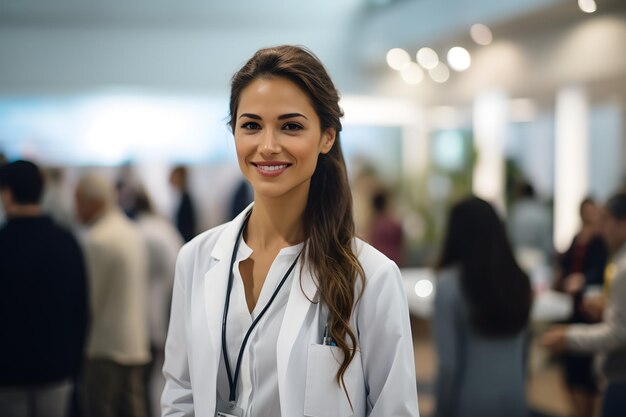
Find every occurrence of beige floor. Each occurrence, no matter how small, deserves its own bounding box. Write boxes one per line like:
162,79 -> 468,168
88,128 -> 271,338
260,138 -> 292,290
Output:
411,317 -> 578,417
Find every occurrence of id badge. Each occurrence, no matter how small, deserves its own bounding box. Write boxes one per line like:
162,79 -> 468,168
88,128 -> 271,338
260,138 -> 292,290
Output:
216,398 -> 244,417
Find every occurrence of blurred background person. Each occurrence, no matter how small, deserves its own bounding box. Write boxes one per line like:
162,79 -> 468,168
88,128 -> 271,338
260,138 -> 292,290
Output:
553,197 -> 608,417
351,164 -> 382,239
508,180 -> 553,268
434,196 -> 532,417
132,188 -> 183,417
116,162 -> 142,220
169,165 -> 197,242
0,160 -> 88,417
75,173 -> 150,417
369,187 -> 405,266
228,177 -> 253,220
41,166 -> 75,231
543,193 -> 626,417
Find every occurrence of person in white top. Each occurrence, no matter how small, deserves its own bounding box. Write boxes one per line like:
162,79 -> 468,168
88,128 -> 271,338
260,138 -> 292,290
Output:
133,189 -> 184,416
161,45 -> 419,417
75,174 -> 150,417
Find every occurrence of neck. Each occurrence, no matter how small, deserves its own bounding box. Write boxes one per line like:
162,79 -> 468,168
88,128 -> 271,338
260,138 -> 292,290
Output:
246,193 -> 307,251
7,204 -> 42,218
579,224 -> 596,239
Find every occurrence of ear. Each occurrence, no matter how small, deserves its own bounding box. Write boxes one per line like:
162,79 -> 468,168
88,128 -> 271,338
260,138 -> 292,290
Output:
319,128 -> 336,154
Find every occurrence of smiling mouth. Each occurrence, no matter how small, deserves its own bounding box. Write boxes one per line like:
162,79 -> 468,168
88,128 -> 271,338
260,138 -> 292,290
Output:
252,162 -> 291,170
251,162 -> 292,176
255,164 -> 289,172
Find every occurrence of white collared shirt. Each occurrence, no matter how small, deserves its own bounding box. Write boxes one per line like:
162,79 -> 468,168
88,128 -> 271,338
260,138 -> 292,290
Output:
216,237 -> 303,417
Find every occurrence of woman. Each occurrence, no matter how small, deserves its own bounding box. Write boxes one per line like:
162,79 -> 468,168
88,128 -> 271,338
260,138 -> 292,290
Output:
161,45 -> 419,417
434,197 -> 532,417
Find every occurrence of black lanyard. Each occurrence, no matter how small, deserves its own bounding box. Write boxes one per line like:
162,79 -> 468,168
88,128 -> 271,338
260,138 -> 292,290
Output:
221,213 -> 301,404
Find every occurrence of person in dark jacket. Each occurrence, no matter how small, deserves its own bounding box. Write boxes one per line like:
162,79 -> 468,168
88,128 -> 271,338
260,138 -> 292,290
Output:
169,165 -> 197,242
0,160 -> 89,417
543,193 -> 626,417
554,197 -> 608,417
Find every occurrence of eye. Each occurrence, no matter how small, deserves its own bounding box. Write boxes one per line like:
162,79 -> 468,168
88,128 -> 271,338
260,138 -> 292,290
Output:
240,121 -> 261,130
283,122 -> 303,131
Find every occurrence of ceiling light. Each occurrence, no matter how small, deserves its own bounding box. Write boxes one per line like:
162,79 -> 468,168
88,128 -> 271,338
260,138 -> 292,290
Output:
447,47 -> 471,72
386,48 -> 411,70
400,62 -> 424,85
470,23 -> 493,46
416,47 -> 439,69
429,62 -> 450,83
578,0 -> 597,13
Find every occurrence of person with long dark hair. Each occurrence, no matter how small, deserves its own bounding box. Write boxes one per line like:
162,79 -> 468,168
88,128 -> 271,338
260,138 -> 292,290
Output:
434,196 -> 532,417
161,45 -> 419,417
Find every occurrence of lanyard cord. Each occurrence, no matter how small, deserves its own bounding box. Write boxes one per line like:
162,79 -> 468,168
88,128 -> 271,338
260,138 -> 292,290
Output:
221,213 -> 301,403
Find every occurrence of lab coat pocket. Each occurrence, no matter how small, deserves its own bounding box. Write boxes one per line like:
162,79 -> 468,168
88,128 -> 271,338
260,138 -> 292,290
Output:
304,344 -> 355,417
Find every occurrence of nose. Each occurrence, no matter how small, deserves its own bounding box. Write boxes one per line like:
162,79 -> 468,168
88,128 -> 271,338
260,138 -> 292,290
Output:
259,129 -> 281,156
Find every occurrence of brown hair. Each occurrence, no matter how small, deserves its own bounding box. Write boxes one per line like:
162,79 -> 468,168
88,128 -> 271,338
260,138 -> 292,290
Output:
228,45 -> 365,393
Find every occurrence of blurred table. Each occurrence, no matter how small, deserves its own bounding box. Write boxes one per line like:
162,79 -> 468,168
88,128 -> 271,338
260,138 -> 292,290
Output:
401,268 -> 572,322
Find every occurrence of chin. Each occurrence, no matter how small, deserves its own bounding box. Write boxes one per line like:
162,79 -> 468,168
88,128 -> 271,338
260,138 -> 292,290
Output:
251,185 -> 290,200
250,177 -> 296,195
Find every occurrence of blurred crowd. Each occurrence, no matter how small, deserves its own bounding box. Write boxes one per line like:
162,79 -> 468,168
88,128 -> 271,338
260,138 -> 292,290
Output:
1,157 -> 626,417
0,159 -> 254,417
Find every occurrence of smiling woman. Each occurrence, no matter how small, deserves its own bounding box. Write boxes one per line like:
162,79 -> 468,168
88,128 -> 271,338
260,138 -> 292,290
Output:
234,76 -> 335,203
161,45 -> 419,417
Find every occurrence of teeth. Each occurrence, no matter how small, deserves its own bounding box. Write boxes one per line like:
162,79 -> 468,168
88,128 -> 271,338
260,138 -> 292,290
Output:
258,164 -> 287,171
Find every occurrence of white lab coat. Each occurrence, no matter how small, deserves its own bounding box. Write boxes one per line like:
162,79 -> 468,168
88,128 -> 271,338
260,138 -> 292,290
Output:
161,206 -> 419,417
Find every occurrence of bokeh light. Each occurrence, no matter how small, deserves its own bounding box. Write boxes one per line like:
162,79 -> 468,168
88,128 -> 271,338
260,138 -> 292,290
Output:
447,46 -> 472,71
414,279 -> 434,298
386,48 -> 411,70
470,23 -> 493,46
400,62 -> 424,84
416,47 -> 439,69
429,62 -> 450,83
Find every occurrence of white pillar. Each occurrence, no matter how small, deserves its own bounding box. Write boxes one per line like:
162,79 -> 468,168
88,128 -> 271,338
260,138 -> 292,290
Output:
554,86 -> 589,252
402,122 -> 428,180
472,91 -> 508,213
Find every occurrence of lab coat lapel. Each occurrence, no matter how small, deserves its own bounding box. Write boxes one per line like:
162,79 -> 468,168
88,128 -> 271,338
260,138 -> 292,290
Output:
204,205 -> 253,358
277,257 -> 319,402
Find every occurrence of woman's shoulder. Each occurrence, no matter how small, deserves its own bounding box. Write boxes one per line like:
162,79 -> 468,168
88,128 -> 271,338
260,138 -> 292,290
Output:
352,238 -> 408,315
177,221 -> 231,262
353,237 -> 398,278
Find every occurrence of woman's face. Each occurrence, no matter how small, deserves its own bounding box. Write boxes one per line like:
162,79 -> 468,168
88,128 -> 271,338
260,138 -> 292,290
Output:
581,201 -> 600,226
234,76 -> 335,202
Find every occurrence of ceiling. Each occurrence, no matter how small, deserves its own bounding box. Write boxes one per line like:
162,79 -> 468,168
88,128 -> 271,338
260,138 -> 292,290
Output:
0,0 -> 624,105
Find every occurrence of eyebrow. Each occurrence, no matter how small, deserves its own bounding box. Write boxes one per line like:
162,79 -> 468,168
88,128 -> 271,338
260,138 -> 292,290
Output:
239,113 -> 261,120
278,113 -> 308,120
238,113 -> 308,120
